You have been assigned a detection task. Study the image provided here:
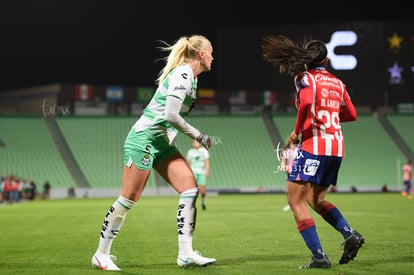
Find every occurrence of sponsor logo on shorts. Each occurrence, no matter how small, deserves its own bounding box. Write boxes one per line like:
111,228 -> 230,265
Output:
141,154 -> 150,166
303,159 -> 320,176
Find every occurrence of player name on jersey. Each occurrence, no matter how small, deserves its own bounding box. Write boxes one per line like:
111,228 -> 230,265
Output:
321,99 -> 339,108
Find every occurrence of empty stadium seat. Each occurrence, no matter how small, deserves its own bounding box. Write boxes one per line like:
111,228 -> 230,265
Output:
0,116 -> 76,188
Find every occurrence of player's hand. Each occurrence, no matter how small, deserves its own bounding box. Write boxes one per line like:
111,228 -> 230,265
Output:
290,131 -> 300,145
196,133 -> 211,149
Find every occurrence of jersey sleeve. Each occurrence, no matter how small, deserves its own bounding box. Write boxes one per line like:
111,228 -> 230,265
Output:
164,96 -> 201,140
339,88 -> 357,122
294,74 -> 313,135
166,67 -> 192,101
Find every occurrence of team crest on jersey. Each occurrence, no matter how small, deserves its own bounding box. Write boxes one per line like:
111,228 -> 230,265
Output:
141,154 -> 150,166
303,159 -> 320,176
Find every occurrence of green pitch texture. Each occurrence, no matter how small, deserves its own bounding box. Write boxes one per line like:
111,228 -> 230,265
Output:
1,193 -> 413,274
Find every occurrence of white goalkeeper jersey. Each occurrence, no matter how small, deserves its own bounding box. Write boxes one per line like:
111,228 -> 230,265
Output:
133,64 -> 197,145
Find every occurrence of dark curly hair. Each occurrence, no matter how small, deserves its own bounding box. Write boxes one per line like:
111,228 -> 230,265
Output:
261,35 -> 328,76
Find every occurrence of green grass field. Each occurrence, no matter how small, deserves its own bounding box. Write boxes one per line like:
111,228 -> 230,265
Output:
1,193 -> 413,274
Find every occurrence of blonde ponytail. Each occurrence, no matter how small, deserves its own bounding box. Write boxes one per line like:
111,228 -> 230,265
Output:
156,35 -> 210,84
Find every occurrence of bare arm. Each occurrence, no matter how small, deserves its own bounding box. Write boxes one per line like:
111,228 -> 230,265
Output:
205,158 -> 210,179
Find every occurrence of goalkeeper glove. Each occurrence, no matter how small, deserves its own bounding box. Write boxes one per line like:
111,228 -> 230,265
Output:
196,133 -> 211,149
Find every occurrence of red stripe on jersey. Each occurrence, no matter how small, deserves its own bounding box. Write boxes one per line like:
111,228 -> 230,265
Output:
294,68 -> 355,157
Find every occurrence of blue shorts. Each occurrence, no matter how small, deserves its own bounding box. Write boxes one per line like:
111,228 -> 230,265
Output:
287,150 -> 342,186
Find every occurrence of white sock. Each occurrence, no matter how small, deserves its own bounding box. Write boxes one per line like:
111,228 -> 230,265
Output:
177,187 -> 198,257
97,195 -> 134,254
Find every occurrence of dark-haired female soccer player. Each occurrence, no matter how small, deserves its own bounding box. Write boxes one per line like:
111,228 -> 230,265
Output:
262,35 -> 364,269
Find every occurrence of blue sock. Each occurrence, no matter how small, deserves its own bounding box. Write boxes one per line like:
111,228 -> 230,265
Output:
321,203 -> 353,239
297,219 -> 324,259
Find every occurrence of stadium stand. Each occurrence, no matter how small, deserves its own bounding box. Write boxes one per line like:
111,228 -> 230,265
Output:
55,116 -> 153,188
56,114 -> 286,191
386,113 -> 414,154
176,115 -> 286,191
339,114 -> 407,190
273,114 -> 297,142
0,116 -> 76,188
1,112 -> 411,197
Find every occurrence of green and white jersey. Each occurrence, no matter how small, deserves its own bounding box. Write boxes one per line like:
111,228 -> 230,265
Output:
187,147 -> 209,174
133,64 -> 197,145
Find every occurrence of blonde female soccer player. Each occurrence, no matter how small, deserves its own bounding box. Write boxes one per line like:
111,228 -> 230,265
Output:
91,35 -> 216,271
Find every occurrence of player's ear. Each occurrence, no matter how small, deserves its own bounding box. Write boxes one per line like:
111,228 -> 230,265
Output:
199,50 -> 205,59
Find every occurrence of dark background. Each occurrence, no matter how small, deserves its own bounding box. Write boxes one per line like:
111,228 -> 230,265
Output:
0,0 -> 411,89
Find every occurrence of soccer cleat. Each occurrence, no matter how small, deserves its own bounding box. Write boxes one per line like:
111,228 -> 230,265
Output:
177,251 -> 216,268
92,251 -> 121,271
299,255 -> 331,269
339,230 -> 365,264
202,204 -> 206,210
282,204 -> 291,212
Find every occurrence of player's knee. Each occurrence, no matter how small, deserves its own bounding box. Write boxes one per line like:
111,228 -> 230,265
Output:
180,187 -> 199,198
